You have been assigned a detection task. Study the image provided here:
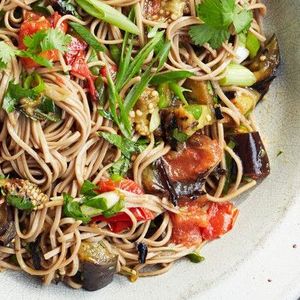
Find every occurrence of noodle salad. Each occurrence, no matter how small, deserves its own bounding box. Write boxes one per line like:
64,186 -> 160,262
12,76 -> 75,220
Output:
0,0 -> 280,291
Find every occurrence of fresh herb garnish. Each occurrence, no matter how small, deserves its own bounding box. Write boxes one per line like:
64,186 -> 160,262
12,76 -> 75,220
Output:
100,132 -> 148,176
0,41 -> 16,70
150,70 -> 194,85
3,77 -> 61,122
69,22 -> 104,52
80,180 -> 98,197
63,193 -> 91,223
0,29 -> 71,69
7,194 -> 34,211
187,252 -> 205,263
189,0 -> 253,49
172,128 -> 188,143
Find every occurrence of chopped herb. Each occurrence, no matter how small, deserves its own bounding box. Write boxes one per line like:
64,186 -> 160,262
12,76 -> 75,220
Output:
189,0 -> 253,49
185,104 -> 203,120
150,70 -> 194,85
276,150 -> 283,157
172,128 -> 188,143
80,180 -> 98,197
169,82 -> 189,105
7,194 -> 34,211
63,193 -> 91,223
110,156 -> 131,177
187,252 -> 205,263
0,41 -> 16,70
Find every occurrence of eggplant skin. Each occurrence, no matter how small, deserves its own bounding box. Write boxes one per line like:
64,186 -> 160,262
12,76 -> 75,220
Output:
232,132 -> 270,180
81,261 -> 116,291
249,34 -> 280,99
0,201 -> 16,246
78,241 -> 117,291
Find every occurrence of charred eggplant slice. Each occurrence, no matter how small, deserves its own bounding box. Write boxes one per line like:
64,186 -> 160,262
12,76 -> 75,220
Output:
78,241 -> 117,291
142,132 -> 222,202
0,200 -> 16,246
232,132 -> 270,180
249,34 -> 280,99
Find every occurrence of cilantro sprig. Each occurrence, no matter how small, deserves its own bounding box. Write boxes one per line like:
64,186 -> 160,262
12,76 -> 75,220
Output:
0,28 -> 71,70
189,0 -> 253,49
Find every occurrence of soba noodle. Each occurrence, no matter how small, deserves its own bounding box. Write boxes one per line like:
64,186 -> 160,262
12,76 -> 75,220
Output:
0,0 -> 271,290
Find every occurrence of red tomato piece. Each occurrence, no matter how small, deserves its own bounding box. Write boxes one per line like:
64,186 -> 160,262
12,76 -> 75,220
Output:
170,199 -> 238,246
170,198 -> 209,246
97,178 -> 116,193
163,134 -> 222,182
92,207 -> 154,233
201,202 -> 239,240
19,12 -> 66,69
49,11 -> 68,33
116,179 -> 144,195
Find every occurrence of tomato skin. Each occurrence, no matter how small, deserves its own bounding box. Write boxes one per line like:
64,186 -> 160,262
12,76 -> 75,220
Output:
170,199 -> 238,246
92,207 -> 154,233
116,179 -> 144,195
97,178 -> 116,193
170,198 -> 209,246
19,12 -> 66,69
202,202 -> 239,240
49,11 -> 68,33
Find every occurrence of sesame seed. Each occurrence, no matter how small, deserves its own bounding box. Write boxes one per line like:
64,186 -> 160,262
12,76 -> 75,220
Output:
151,90 -> 159,97
260,55 -> 266,61
170,13 -> 177,20
136,110 -> 143,117
129,111 -> 135,118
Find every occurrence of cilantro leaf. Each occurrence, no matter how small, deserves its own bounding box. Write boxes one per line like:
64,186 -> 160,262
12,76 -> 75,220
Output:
191,0 -> 253,49
0,41 -> 16,70
17,50 -> 53,68
80,180 -> 98,197
23,30 -> 47,52
233,9 -> 253,34
189,24 -> 229,49
197,0 -> 235,28
40,28 -> 72,52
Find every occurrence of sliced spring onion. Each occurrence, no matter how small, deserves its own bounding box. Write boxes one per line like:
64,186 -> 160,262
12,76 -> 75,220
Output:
158,83 -> 171,109
246,31 -> 260,58
169,82 -> 188,105
234,45 -> 249,64
75,0 -> 139,34
69,22 -> 104,52
150,70 -> 194,85
219,63 -> 256,87
172,128 -> 188,142
102,199 -> 124,218
118,31 -> 164,90
185,104 -> 203,120
187,252 -> 205,263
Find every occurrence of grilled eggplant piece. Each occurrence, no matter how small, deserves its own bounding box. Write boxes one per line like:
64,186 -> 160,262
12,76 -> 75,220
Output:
49,0 -> 80,17
183,80 -> 213,105
78,241 -> 117,291
160,105 -> 214,149
142,133 -> 222,203
0,200 -> 16,246
0,178 -> 48,210
232,132 -> 270,180
249,35 -> 280,99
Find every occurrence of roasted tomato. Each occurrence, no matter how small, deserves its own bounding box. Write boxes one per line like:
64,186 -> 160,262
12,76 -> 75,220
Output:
170,198 -> 209,246
143,133 -> 222,202
94,178 -> 152,233
201,202 -> 238,240
170,199 -> 238,246
65,36 -> 97,100
19,12 -> 67,69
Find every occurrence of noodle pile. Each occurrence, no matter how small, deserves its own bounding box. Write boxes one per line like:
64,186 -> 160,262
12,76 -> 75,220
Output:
0,0 -> 268,289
